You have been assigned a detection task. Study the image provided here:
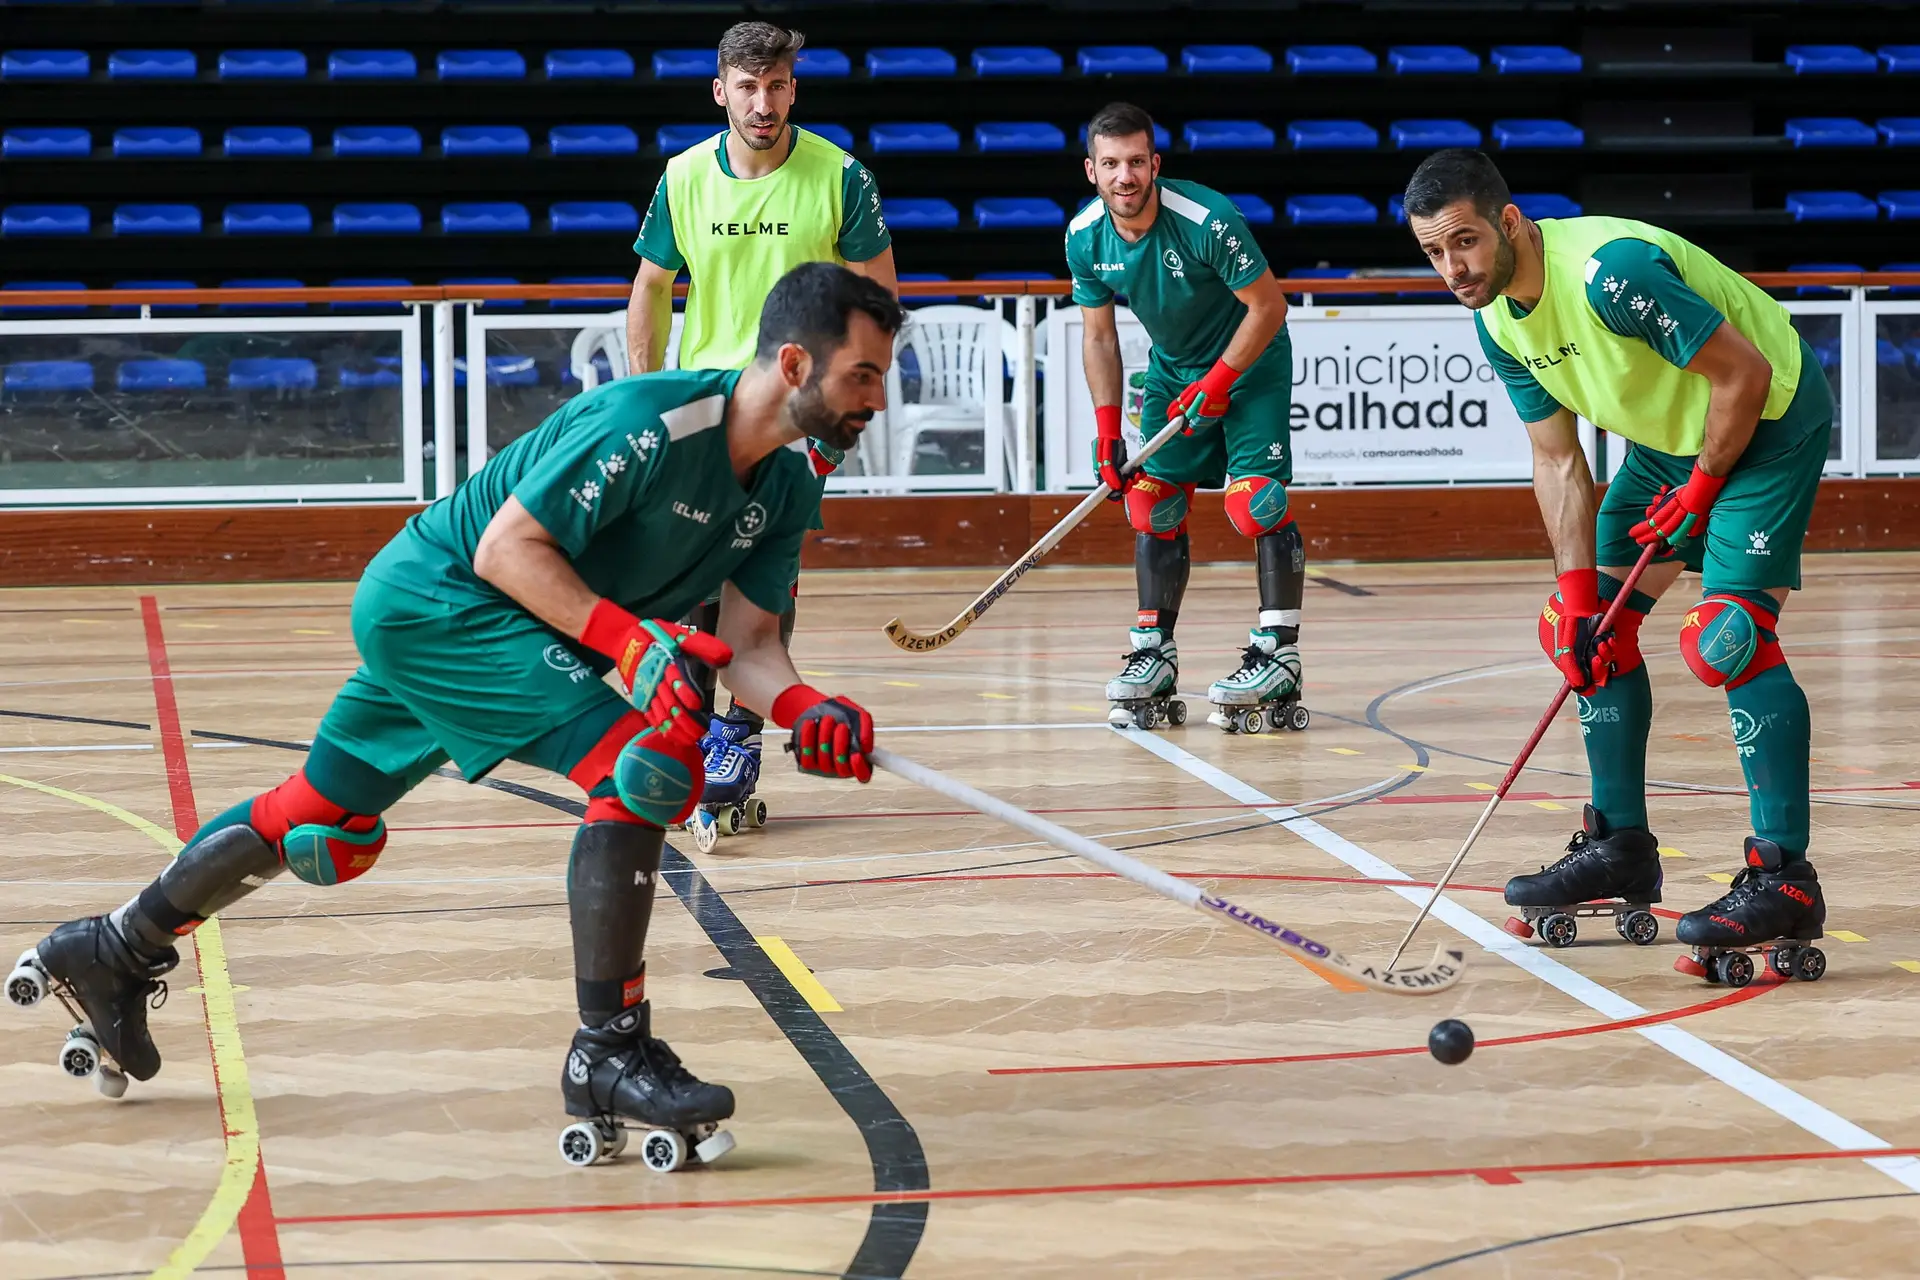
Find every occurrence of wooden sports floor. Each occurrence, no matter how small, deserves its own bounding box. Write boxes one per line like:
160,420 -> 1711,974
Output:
4,553 -> 1920,1279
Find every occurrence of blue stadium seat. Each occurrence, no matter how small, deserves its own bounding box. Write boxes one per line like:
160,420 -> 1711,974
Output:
1286,46 -> 1377,75
1183,45 -> 1272,75
806,124 -> 855,151
443,202 -> 531,233
1491,45 -> 1581,74
334,125 -> 421,157
226,126 -> 311,157
870,123 -> 960,154
339,359 -> 409,390
884,198 -> 960,230
1881,191 -> 1920,220
975,197 -> 1063,229
3,205 -> 90,236
1880,118 -> 1920,146
115,204 -> 201,235
3,361 -> 93,393
455,355 -> 540,388
437,50 -> 525,81
334,203 -> 421,235
1078,46 -> 1166,76
550,276 -> 629,310
4,127 -> 91,158
550,124 -> 638,156
1786,191 -> 1878,221
109,50 -> 196,80
1230,194 -> 1274,225
443,125 -> 531,157
1882,46 -> 1920,73
1788,262 -> 1864,296
329,50 -> 415,80
976,122 -> 1065,153
1391,119 -> 1481,149
545,49 -> 632,80
974,47 -> 1060,77
220,279 -> 305,316
1078,122 -> 1172,151
550,202 -> 639,233
443,276 -> 522,308
2,50 -> 89,80
1786,118 -> 1878,147
329,277 -> 412,313
111,280 -> 196,314
1389,45 -> 1480,74
225,203 -> 311,235
795,48 -> 850,78
1,282 -> 86,316
1185,121 -> 1275,151
114,126 -> 201,157
867,48 -> 956,78
219,50 -> 305,80
118,359 -> 206,391
1884,262 -> 1920,298
1514,193 -> 1583,219
229,358 -> 317,391
1287,195 -> 1377,225
1786,45 -> 1877,75
898,272 -> 956,305
652,49 -> 711,79
657,124 -> 717,154
1492,119 -> 1584,149
1289,120 -> 1378,150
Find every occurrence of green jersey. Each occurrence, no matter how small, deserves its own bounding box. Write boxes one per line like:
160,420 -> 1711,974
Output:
365,370 -> 817,622
1065,178 -> 1279,377
635,126 -> 891,371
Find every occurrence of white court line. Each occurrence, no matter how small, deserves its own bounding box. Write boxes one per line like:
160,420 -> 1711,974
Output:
0,743 -> 152,754
1118,726 -> 1920,1193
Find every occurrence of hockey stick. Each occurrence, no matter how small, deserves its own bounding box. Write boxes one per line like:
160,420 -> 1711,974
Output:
1382,540 -> 1664,973
881,413 -> 1192,653
872,746 -> 1466,995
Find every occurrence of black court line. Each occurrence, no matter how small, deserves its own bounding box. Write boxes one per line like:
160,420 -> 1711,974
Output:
0,707 -> 153,732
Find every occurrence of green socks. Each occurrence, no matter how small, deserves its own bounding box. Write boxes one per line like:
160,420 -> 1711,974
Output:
1579,663 -> 1653,831
1726,664 -> 1811,857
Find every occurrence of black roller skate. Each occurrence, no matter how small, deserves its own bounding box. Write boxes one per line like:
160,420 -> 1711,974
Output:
1502,805 -> 1663,949
1674,838 -> 1827,988
558,1000 -> 736,1171
7,916 -> 178,1097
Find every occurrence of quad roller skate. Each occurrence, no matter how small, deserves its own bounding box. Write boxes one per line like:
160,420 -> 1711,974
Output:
684,710 -> 767,854
7,916 -> 178,1098
558,1001 -> 736,1172
1673,837 -> 1827,988
1106,627 -> 1186,730
1502,805 -> 1662,949
1207,629 -> 1308,734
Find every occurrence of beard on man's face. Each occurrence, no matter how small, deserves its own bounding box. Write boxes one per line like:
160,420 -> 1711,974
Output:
790,376 -> 873,452
1450,225 -> 1518,310
731,104 -> 786,151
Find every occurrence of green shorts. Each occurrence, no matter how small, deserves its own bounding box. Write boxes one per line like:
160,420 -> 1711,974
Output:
316,573 -> 629,784
1138,338 -> 1294,489
1597,398 -> 1833,595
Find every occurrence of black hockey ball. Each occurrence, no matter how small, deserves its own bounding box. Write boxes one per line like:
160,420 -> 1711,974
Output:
1428,1018 -> 1475,1065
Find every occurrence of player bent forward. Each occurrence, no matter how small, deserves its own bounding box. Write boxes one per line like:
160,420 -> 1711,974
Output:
7,263 -> 900,1166
1066,103 -> 1308,734
1405,150 -> 1830,976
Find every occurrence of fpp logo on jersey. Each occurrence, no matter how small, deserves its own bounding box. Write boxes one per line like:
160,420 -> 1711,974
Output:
1162,248 -> 1185,278
732,501 -> 767,549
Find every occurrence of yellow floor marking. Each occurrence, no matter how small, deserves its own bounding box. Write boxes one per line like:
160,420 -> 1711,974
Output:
0,774 -> 261,1280
1827,930 -> 1869,943
1893,961 -> 1920,974
1834,765 -> 1875,776
798,669 -> 835,678
1659,846 -> 1690,858
1304,566 -> 1327,578
1328,747 -> 1362,756
1068,704 -> 1105,713
1399,764 -> 1429,772
291,628 -> 333,635
1530,801 -> 1568,811
177,622 -> 219,630
63,618 -> 106,625
754,937 -> 842,1012
1707,872 -> 1735,884
979,692 -> 1015,700
1466,782 -> 1496,792
884,680 -> 920,688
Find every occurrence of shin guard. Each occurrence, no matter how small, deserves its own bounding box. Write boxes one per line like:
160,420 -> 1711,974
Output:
113,824 -> 283,956
1254,519 -> 1304,644
568,820 -> 666,1026
1134,530 -> 1192,636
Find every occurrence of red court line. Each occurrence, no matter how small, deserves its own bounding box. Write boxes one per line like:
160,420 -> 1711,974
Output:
276,1143 -> 1920,1227
140,596 -> 287,1280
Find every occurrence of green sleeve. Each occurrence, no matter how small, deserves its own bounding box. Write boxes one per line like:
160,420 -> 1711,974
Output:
1475,311 -> 1565,423
633,177 -> 684,271
510,392 -> 667,557
1198,201 -> 1270,291
1066,228 -> 1112,307
1584,238 -> 1725,369
836,152 -> 892,262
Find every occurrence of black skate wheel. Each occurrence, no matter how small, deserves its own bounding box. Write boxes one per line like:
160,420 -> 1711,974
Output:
716,806 -> 741,838
1703,954 -> 1725,984
1621,910 -> 1659,947
1288,703 -> 1311,731
1541,913 -> 1578,949
1139,705 -> 1158,731
640,1127 -> 689,1174
1239,708 -> 1265,735
1796,947 -> 1827,982
1768,946 -> 1799,979
1266,705 -> 1288,731
745,798 -> 768,829
1721,952 -> 1755,988
1167,700 -> 1187,727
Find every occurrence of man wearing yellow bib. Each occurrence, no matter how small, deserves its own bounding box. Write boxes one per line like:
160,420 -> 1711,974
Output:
1406,150 -> 1833,971
623,21 -> 897,850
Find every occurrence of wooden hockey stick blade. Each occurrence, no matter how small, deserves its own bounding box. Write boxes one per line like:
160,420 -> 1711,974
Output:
872,745 -> 1466,996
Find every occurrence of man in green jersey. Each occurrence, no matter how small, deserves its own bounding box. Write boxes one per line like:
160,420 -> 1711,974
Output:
1065,103 -> 1304,735
1405,149 -> 1832,966
624,21 -> 897,842
16,265 -> 901,1162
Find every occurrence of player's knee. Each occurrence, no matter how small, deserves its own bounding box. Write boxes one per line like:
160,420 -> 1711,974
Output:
251,768 -> 388,886
584,789 -> 650,826
1223,475 -> 1290,538
1125,476 -> 1190,538
611,725 -> 705,828
1680,592 -> 1784,689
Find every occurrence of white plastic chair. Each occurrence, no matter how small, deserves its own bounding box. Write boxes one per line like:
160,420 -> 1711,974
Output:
886,303 -> 1018,481
569,321 -> 629,389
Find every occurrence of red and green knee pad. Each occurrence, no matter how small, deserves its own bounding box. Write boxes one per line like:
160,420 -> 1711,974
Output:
1680,591 -> 1786,690
1124,475 -> 1195,538
250,770 -> 388,886
564,709 -> 704,829
1223,474 -> 1291,538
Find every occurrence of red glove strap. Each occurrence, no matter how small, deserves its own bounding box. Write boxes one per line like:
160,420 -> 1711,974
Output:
1094,405 -> 1123,439
771,683 -> 826,729
579,599 -> 643,661
1197,357 -> 1242,399
1680,463 -> 1728,507
1555,569 -> 1601,617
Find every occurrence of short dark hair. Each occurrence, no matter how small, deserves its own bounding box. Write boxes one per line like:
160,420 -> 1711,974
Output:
717,21 -> 805,77
755,262 -> 905,364
1403,149 -> 1513,223
1086,102 -> 1157,156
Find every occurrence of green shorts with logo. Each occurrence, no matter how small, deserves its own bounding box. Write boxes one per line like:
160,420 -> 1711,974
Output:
1596,365 -> 1834,594
315,572 -> 629,785
1137,335 -> 1294,489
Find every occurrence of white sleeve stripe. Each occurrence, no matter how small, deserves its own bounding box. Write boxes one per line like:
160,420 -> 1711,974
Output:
660,393 -> 727,440
1158,186 -> 1210,224
1068,198 -> 1107,232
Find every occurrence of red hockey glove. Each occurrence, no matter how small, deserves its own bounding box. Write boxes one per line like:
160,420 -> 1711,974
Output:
807,438 -> 846,477
1168,357 -> 1241,434
580,601 -> 732,748
1631,464 -> 1726,549
1537,569 -> 1616,694
1092,404 -> 1130,500
773,684 -> 874,782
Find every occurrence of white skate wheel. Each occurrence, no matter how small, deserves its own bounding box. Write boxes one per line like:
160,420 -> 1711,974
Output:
1138,705 -> 1158,730
7,958 -> 46,1008
1107,705 -> 1135,728
1207,709 -> 1232,731
1287,704 -> 1311,732
694,1128 -> 736,1165
640,1127 -> 689,1173
745,798 -> 768,828
1239,708 -> 1265,735
1167,700 -> 1187,727
690,812 -> 719,854
558,1121 -> 605,1167
716,806 -> 740,837
58,1029 -> 101,1080
96,1065 -> 128,1099
603,1124 -> 629,1159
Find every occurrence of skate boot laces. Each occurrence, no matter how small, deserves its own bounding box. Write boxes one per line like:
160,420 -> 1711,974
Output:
1228,642 -> 1270,681
1117,647 -> 1163,681
1538,828 -> 1597,875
